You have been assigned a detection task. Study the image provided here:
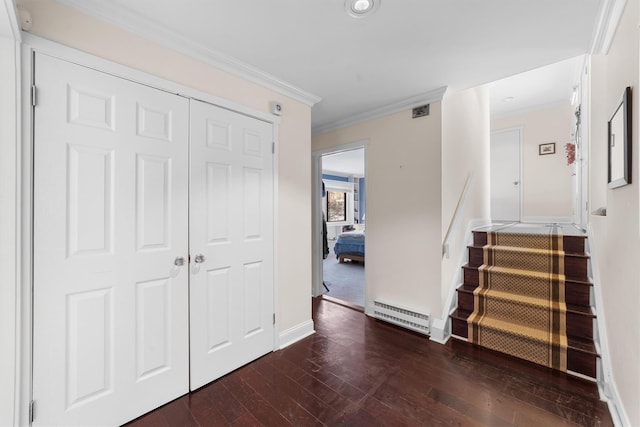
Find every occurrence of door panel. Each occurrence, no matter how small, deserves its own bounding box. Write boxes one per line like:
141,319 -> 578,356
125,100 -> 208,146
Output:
33,53 -> 190,426
490,128 -> 521,221
189,99 -> 274,390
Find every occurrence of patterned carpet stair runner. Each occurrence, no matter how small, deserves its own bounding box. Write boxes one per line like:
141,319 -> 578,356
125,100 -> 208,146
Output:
467,227 -> 567,371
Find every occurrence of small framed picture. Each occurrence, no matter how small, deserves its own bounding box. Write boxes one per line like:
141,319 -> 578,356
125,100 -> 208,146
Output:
539,142 -> 556,155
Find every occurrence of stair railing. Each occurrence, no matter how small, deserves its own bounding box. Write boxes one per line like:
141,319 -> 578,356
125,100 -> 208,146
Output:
442,173 -> 472,258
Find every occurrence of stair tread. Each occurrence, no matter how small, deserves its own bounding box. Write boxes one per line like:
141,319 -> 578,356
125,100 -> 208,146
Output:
471,289 -> 567,310
463,263 -> 592,284
478,265 -> 566,280
457,284 -> 477,293
467,244 -> 590,257
468,316 -> 568,344
450,308 -> 472,320
566,304 -> 595,316
462,264 -> 593,286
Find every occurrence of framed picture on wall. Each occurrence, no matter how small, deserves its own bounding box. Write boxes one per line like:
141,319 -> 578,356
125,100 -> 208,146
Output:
607,86 -> 631,189
539,142 -> 556,155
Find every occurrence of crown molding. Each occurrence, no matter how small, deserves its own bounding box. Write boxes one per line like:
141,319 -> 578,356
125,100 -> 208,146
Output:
55,0 -> 321,107
312,86 -> 448,135
590,0 -> 627,54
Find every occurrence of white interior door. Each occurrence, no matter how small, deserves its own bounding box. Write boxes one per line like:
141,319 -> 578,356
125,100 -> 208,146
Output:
490,128 -> 521,221
33,53 -> 190,426
189,99 -> 275,390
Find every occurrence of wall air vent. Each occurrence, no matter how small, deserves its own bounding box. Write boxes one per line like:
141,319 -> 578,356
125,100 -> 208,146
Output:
412,104 -> 430,118
373,300 -> 430,335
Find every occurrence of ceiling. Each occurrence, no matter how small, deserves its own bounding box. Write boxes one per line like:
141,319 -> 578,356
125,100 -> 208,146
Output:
57,0 -> 604,132
322,148 -> 365,177
489,55 -> 585,119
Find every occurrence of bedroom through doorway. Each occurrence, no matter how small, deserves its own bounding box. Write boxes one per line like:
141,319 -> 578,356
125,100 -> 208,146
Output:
319,147 -> 366,310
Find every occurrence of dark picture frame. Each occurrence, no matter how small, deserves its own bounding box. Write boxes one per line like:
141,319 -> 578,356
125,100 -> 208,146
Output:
326,190 -> 347,222
608,86 -> 632,189
539,142 -> 555,155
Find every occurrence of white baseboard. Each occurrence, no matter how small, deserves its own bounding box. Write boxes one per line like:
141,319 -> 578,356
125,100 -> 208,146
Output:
602,379 -> 631,427
277,319 -> 315,350
520,216 -> 573,224
429,318 -> 450,344
587,225 -> 630,427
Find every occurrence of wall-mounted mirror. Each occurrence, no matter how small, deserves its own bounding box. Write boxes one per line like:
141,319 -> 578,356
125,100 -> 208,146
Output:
608,86 -> 631,189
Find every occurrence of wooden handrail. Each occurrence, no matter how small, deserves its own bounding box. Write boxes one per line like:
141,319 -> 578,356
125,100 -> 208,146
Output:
442,173 -> 472,258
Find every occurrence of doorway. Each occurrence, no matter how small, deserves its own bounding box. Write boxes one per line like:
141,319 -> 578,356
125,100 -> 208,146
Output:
490,128 -> 522,221
312,142 -> 367,309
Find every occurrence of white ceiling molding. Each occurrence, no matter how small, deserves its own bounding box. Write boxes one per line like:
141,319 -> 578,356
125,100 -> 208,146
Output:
589,0 -> 627,54
312,86 -> 448,135
1,0 -> 21,41
55,0 -> 321,107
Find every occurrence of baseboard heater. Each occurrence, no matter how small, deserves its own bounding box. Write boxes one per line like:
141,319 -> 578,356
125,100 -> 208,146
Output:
373,300 -> 430,335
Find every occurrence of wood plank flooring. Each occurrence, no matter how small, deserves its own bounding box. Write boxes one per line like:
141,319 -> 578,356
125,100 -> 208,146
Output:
125,298 -> 613,426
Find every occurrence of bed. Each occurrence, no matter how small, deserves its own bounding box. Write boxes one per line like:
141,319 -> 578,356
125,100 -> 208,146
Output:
333,230 -> 365,263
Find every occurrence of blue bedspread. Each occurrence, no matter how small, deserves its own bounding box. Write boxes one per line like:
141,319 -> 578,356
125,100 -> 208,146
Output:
334,230 -> 365,257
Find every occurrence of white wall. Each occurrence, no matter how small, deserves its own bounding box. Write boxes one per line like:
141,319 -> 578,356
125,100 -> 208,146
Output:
313,106 -> 443,317
588,0 -> 640,424
15,0 -> 314,342
492,103 -> 575,221
0,1 -> 20,424
0,35 -> 19,427
441,87 -> 491,309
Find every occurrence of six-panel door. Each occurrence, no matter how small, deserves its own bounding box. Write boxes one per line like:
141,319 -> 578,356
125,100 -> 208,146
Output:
188,99 -> 275,390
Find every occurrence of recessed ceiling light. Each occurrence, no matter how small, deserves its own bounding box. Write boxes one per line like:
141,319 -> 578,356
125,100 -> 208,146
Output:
502,96 -> 515,103
345,0 -> 380,18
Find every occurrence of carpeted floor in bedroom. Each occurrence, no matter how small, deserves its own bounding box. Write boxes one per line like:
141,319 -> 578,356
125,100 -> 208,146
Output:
322,239 -> 365,308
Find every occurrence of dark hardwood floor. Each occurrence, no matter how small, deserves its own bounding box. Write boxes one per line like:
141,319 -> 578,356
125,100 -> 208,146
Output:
125,298 -> 613,426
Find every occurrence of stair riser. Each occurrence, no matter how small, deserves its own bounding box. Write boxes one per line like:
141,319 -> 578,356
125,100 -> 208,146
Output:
457,290 -> 474,312
567,348 -> 597,378
464,267 -> 479,286
567,282 -> 590,307
567,312 -> 594,341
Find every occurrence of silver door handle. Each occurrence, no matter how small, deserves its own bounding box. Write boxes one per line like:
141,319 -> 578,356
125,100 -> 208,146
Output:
194,254 -> 206,264
174,256 -> 186,267
513,181 -> 519,185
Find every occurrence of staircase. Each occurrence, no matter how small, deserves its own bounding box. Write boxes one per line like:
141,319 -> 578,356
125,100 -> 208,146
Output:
450,225 -> 599,379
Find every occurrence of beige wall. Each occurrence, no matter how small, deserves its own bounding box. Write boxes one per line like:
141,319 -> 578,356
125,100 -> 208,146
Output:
492,104 -> 575,220
441,87 -> 491,307
588,0 -> 640,424
313,106 -> 443,316
16,0 -> 313,333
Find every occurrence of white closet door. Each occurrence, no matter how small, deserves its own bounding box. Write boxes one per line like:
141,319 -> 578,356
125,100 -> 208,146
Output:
33,53 -> 190,426
491,128 -> 522,221
189,99 -> 275,390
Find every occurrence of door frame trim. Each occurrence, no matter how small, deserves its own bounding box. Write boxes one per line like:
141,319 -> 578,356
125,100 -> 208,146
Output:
19,34 -> 280,424
490,126 -> 523,222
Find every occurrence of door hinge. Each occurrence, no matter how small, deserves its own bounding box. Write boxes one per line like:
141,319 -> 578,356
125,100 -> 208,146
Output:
31,85 -> 37,107
271,142 -> 275,154
29,400 -> 35,423
273,313 -> 275,325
